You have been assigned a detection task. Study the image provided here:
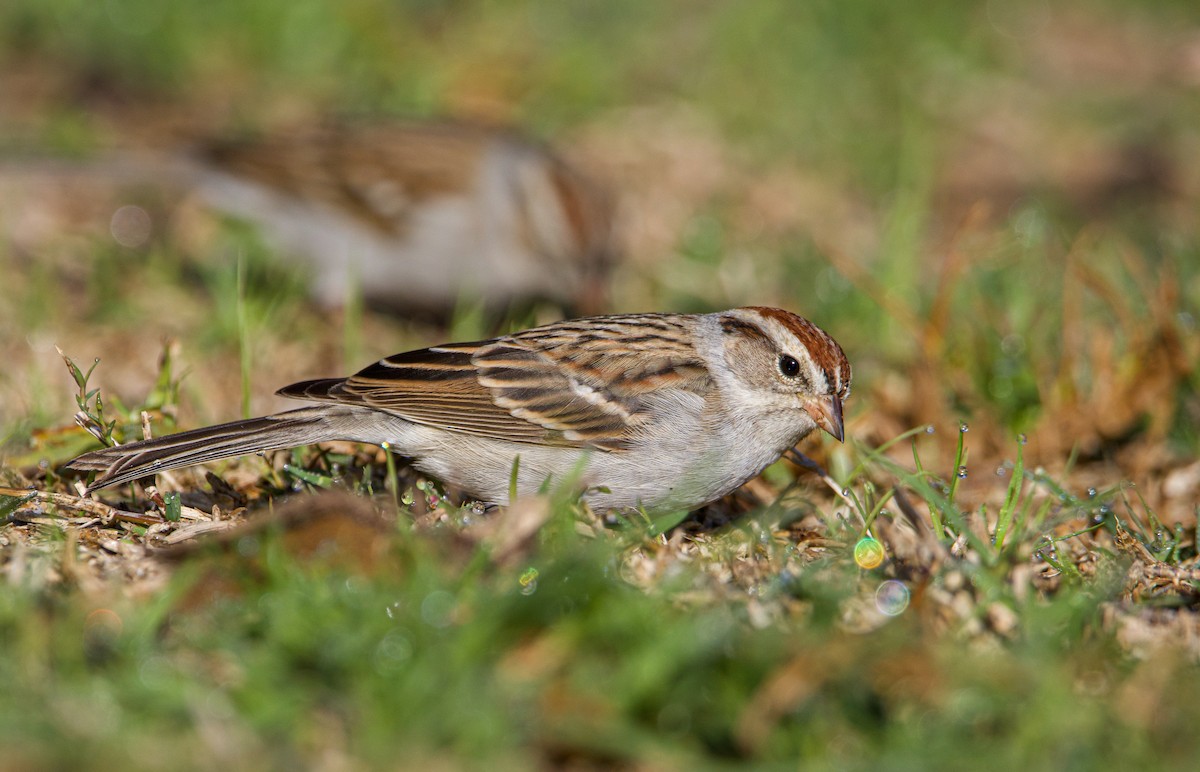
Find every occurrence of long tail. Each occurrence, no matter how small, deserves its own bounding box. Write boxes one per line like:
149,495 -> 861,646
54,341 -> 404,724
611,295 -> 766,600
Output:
68,406 -> 349,491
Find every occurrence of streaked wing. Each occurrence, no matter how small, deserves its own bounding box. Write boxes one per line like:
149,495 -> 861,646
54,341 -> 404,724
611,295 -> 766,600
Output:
480,315 -> 712,450
203,122 -> 488,234
278,341 -> 561,445
276,314 -> 714,450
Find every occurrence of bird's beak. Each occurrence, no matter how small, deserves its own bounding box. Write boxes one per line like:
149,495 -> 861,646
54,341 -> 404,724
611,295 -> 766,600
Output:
804,394 -> 845,443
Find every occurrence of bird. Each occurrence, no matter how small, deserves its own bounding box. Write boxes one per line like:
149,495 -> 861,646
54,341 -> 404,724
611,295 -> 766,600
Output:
68,307 -> 850,513
183,120 -> 616,315
4,119 -> 616,316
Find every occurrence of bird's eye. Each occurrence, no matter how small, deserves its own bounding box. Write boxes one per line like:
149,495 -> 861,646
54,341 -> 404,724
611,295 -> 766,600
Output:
778,354 -> 801,378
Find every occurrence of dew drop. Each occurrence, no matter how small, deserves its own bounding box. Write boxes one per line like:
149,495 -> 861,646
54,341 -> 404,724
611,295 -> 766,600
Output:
995,466 -> 1007,477
957,466 -> 968,479
925,425 -> 935,434
841,488 -> 851,497
959,422 -> 969,433
1017,433 -> 1027,445
1087,487 -> 1097,498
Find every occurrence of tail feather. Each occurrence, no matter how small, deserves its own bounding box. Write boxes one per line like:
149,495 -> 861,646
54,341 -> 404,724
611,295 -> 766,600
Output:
68,406 -> 346,490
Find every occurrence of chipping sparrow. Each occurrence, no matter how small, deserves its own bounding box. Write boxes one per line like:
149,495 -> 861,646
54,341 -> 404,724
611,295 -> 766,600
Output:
185,120 -> 615,314
3,120 -> 614,314
69,307 -> 850,513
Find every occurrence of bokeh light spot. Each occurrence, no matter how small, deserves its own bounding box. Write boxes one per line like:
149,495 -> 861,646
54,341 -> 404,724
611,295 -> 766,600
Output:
85,607 -> 124,636
519,566 -> 539,595
854,537 -> 885,569
875,580 -> 910,617
110,205 -> 152,248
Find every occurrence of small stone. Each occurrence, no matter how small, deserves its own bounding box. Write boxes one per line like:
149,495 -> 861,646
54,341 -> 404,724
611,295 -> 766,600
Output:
987,602 -> 1019,636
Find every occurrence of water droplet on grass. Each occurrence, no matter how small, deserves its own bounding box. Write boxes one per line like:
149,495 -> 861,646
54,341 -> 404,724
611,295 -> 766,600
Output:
1017,433 -> 1027,445
960,423 -> 969,433
957,466 -> 968,479
925,425 -> 935,434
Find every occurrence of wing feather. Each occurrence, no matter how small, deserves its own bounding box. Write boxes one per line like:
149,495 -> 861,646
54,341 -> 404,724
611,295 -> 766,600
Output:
275,314 -> 715,449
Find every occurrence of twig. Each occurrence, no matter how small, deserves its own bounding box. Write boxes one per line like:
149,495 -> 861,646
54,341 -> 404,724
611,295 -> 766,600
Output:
786,449 -> 856,509
0,486 -> 163,526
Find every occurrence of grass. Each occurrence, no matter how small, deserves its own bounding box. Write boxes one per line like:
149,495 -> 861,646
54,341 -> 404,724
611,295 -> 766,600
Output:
4,449 -> 1200,769
2,0 -> 1200,768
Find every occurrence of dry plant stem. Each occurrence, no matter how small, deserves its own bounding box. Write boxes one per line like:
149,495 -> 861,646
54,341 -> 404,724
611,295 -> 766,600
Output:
925,201 -> 992,354
0,486 -> 162,526
786,448 -> 856,510
73,411 -> 109,445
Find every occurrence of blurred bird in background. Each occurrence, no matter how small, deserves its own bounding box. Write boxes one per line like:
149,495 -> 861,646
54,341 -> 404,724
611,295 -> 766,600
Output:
4,119 -> 618,318
188,120 -> 616,316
